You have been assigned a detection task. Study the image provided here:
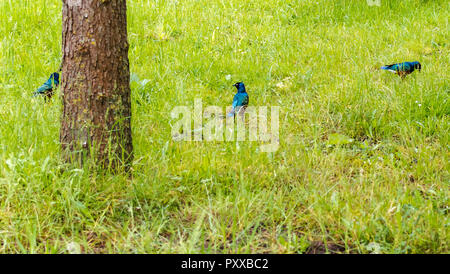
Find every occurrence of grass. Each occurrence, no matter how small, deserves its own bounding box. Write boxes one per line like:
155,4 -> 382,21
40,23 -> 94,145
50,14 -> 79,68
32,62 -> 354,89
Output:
0,0 -> 448,253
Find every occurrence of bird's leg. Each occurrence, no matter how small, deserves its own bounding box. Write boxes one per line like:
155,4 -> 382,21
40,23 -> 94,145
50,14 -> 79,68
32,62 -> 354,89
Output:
44,89 -> 53,102
237,107 -> 247,124
398,71 -> 407,79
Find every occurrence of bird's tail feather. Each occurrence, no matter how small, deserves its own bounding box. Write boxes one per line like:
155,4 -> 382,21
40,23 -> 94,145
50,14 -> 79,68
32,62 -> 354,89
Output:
380,66 -> 396,73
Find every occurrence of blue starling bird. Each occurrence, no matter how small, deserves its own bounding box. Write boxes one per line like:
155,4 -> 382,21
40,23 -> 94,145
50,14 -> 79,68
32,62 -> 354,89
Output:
33,72 -> 60,101
227,82 -> 249,118
381,61 -> 421,78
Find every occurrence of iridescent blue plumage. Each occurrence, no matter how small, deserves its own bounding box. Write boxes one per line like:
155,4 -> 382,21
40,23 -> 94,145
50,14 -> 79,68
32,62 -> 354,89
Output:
227,82 -> 249,117
33,72 -> 60,99
381,61 -> 421,78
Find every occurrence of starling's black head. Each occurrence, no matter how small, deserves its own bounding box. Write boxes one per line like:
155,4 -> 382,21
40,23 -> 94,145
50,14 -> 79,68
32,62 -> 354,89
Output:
233,82 -> 246,93
414,62 -> 422,72
51,72 -> 60,86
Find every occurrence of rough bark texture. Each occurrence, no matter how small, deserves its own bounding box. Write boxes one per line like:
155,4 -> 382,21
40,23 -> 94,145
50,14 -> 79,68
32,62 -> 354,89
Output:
61,0 -> 133,169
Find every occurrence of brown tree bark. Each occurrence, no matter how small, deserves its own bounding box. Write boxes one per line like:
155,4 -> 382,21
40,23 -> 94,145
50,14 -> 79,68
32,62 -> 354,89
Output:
61,0 -> 133,169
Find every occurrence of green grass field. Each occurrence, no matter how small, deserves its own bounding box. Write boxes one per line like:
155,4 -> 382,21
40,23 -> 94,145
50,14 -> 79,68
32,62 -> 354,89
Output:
0,0 -> 448,253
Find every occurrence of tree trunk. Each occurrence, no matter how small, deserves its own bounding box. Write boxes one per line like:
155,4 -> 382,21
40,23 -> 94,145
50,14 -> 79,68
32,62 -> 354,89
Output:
61,0 -> 133,169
